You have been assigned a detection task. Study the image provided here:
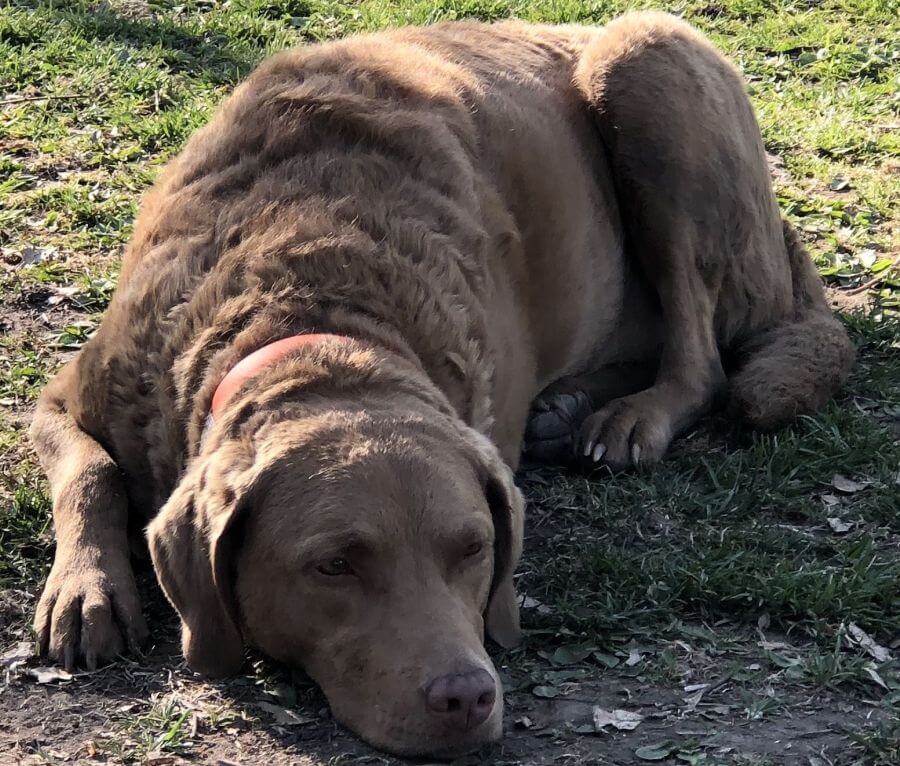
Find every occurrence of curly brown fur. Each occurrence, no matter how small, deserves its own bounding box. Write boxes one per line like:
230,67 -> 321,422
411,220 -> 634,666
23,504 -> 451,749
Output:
728,221 -> 855,429
31,14 -> 852,756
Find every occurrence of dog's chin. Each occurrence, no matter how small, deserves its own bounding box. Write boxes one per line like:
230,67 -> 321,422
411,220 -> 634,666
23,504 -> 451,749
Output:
346,707 -> 503,759
421,713 -> 503,760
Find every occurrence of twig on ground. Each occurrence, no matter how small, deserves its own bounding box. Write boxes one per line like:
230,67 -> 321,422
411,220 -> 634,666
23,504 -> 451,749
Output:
0,94 -> 91,106
844,254 -> 900,296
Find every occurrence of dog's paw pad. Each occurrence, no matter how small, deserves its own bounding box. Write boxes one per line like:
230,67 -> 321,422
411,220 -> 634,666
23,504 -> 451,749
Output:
524,390 -> 592,464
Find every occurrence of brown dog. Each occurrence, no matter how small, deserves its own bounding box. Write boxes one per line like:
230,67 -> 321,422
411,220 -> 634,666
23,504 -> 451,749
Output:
30,13 -> 854,756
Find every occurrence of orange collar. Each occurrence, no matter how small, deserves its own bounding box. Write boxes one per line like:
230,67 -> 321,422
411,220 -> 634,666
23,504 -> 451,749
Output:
210,333 -> 354,417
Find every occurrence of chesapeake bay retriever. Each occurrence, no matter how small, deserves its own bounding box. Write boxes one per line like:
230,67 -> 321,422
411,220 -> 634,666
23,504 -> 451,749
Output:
30,13 -> 854,756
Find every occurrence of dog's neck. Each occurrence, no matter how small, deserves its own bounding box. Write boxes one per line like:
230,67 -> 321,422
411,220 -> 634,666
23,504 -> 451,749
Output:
210,333 -> 356,418
201,333 -> 357,447
197,330 -> 464,456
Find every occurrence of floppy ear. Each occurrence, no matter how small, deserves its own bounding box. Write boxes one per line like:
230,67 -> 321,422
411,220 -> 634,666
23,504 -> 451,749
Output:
463,428 -> 525,649
147,449 -> 258,677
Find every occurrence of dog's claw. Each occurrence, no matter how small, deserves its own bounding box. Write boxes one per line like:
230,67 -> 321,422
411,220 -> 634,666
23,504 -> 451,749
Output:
631,444 -> 642,464
592,443 -> 607,462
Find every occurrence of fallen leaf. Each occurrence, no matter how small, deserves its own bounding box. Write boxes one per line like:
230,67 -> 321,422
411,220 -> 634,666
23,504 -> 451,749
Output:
46,285 -> 81,306
827,517 -> 853,534
831,474 -> 867,493
532,685 -> 560,699
864,665 -> 889,690
593,651 -> 620,668
683,689 -> 705,712
828,176 -> 850,192
519,595 -> 552,614
848,624 -> 892,662
1,641 -> 33,669
625,649 -> 643,667
20,245 -> 54,266
858,249 -> 878,269
635,741 -> 678,760
543,669 -> 588,684
26,666 -> 73,683
549,644 -> 593,665
255,701 -> 312,726
592,707 -> 644,731
821,493 -> 841,506
514,715 -> 534,729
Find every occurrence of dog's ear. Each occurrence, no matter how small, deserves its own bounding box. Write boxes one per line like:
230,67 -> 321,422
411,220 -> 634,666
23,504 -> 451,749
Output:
462,428 -> 525,649
147,444 -> 261,677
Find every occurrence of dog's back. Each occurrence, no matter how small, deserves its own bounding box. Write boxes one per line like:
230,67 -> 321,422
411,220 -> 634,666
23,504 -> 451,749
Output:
66,23 -> 627,491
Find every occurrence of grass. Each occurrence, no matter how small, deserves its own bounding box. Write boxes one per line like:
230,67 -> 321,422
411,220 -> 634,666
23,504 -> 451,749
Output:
0,0 -> 898,763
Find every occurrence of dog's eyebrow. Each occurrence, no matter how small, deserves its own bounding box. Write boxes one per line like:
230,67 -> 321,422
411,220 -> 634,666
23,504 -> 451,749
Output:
439,517 -> 494,545
292,529 -> 379,560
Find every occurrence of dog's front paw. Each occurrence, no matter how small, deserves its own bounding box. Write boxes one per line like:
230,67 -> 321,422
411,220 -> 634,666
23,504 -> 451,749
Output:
35,549 -> 147,671
578,391 -> 676,470
523,389 -> 593,464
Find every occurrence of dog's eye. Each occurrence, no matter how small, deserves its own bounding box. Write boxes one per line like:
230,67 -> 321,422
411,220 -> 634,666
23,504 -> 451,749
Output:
317,557 -> 354,576
463,542 -> 484,558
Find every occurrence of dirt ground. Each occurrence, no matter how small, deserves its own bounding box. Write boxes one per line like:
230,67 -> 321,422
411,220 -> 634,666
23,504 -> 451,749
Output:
2,545 -> 891,766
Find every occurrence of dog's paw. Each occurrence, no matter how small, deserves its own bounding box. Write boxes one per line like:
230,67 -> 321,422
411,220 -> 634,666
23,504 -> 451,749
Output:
35,550 -> 147,671
523,389 -> 593,464
578,391 -> 675,470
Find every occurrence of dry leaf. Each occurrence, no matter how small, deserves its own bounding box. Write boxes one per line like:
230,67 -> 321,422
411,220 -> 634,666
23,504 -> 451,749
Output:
592,707 -> 644,731
46,285 -> 81,306
1,641 -> 33,669
256,701 -> 313,726
26,666 -> 73,683
827,517 -> 853,534
864,665 -> 889,690
625,649 -> 643,667
848,623 -> 891,662
20,245 -> 54,266
831,474 -> 867,493
683,689 -> 706,712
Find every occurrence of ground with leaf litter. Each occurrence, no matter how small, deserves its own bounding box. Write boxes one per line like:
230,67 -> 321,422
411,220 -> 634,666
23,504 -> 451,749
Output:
1,1 -> 898,765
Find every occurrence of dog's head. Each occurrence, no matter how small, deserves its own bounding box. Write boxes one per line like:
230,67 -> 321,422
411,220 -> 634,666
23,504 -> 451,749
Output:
147,405 -> 523,756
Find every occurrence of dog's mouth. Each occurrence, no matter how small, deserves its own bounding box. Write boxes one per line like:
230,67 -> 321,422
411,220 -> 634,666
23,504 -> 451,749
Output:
329,691 -> 503,759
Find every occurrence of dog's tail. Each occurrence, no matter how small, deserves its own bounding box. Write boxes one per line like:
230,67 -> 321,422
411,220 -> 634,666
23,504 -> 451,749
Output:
727,220 -> 855,429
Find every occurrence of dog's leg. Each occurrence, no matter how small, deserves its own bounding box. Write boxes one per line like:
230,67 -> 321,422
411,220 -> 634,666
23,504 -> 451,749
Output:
572,12 -> 774,468
31,364 -> 147,669
523,361 -> 657,464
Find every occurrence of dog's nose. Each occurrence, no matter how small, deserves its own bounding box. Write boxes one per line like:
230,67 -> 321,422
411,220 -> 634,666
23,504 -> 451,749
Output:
425,669 -> 496,731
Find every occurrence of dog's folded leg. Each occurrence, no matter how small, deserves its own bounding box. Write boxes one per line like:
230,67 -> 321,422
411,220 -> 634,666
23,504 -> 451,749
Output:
31,364 -> 147,670
572,12 -> 772,468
